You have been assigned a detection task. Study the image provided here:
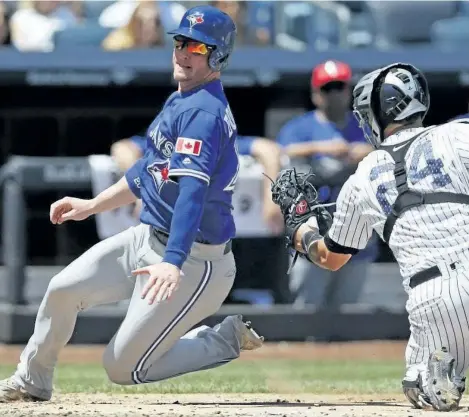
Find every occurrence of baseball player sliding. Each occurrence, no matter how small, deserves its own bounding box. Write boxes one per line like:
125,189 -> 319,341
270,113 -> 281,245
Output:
271,62 -> 469,412
0,5 -> 263,403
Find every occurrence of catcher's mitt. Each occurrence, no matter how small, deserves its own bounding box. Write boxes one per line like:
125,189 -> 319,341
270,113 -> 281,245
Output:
270,168 -> 334,272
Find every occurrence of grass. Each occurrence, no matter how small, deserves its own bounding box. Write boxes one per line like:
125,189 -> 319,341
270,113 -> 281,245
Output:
0,359 -> 405,395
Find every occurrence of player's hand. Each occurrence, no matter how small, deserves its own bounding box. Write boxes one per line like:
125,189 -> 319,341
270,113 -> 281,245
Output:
132,262 -> 182,305
50,197 -> 94,225
263,198 -> 284,235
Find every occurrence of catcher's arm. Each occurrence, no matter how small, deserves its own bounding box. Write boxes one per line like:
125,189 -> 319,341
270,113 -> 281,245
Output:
293,220 -> 351,271
271,168 -> 370,272
296,172 -> 372,270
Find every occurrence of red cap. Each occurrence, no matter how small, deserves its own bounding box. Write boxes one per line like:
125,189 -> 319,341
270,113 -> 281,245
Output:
311,60 -> 352,89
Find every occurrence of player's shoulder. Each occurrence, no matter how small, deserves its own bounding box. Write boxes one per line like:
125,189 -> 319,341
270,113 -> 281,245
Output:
440,117 -> 469,134
353,149 -> 382,179
175,82 -> 229,120
421,119 -> 469,144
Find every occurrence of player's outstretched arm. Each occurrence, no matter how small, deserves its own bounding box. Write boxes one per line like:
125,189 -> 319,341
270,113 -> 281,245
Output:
271,168 -> 369,273
89,176 -> 138,214
291,172 -> 371,271
293,219 -> 350,271
50,176 -> 137,224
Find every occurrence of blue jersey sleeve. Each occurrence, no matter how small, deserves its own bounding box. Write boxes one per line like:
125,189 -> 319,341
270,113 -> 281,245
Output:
237,135 -> 255,156
168,109 -> 222,184
162,175 -> 208,268
125,157 -> 146,198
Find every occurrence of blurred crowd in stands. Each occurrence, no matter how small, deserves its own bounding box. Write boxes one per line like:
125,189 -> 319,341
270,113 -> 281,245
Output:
0,0 -> 468,52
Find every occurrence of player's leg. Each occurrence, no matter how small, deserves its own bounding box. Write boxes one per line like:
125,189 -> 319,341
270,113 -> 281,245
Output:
402,264 -> 469,411
0,226 -> 142,402
102,232 -> 263,385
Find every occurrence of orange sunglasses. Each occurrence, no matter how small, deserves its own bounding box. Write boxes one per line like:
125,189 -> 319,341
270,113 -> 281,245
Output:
173,37 -> 210,55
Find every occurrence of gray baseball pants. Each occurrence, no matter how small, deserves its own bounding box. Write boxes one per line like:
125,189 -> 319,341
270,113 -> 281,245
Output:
12,224 -> 240,400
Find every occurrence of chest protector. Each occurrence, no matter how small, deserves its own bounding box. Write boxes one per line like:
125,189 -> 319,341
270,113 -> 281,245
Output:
380,120 -> 469,244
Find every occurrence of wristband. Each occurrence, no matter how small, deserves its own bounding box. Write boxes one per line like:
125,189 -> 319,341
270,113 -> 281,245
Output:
301,229 -> 322,254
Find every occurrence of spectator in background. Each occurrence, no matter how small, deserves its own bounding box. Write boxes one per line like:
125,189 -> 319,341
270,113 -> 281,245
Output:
102,1 -> 165,50
209,1 -> 272,46
10,0 -> 81,51
277,60 -> 377,309
100,0 -> 186,49
0,1 -> 11,46
110,133 -> 284,233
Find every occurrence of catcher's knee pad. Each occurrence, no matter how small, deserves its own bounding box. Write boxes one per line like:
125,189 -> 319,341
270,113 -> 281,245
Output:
402,377 -> 432,410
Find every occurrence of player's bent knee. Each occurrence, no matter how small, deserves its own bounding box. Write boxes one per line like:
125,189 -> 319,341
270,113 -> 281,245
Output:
102,347 -> 136,385
45,274 -> 81,306
102,359 -> 135,385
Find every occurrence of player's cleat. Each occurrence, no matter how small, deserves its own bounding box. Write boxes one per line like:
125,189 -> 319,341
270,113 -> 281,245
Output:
0,377 -> 45,403
426,348 -> 463,412
402,376 -> 432,410
229,315 -> 264,351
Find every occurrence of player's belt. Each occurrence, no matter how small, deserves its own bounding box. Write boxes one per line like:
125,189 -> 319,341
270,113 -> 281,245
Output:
151,228 -> 232,255
409,262 -> 457,289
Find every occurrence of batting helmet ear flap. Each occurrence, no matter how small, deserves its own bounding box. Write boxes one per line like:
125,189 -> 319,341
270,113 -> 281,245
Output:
208,48 -> 230,72
207,30 -> 235,72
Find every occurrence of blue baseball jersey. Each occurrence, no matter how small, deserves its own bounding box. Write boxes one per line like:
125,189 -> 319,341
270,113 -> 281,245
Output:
130,133 -> 254,157
125,79 -> 239,245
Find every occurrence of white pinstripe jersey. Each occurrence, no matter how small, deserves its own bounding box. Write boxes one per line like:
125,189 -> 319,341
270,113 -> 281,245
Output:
327,119 -> 469,290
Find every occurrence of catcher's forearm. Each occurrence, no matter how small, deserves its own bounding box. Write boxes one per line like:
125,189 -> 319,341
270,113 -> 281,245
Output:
294,225 -> 340,270
295,227 -> 326,267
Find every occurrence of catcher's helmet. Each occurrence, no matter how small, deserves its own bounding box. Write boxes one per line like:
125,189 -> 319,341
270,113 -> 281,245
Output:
167,5 -> 237,72
352,62 -> 430,148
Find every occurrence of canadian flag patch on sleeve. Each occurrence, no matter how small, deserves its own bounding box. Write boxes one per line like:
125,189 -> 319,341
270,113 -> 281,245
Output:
175,137 -> 202,156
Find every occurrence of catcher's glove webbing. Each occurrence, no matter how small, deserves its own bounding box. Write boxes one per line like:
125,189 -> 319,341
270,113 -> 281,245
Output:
270,168 -> 334,273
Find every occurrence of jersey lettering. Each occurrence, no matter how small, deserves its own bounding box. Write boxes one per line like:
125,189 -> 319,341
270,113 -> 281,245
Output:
408,141 -> 452,187
223,141 -> 239,192
224,105 -> 237,137
369,141 -> 453,214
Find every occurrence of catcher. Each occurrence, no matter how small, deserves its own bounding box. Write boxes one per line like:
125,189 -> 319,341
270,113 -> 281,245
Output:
272,62 -> 469,412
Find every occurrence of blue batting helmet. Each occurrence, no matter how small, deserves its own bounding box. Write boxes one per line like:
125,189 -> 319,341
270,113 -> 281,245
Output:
167,5 -> 237,72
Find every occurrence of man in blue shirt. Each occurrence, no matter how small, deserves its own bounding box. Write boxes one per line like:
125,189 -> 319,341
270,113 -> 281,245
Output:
0,5 -> 263,403
277,60 -> 377,309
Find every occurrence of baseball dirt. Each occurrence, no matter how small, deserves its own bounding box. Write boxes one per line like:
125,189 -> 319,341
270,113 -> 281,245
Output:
1,342 -> 468,416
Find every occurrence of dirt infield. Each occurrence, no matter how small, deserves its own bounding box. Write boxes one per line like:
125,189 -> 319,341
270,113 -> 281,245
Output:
4,341 -> 465,416
4,393 -> 469,417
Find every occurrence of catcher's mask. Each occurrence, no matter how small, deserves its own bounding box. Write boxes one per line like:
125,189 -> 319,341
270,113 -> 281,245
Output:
352,62 -> 430,148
